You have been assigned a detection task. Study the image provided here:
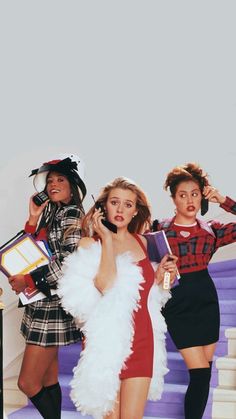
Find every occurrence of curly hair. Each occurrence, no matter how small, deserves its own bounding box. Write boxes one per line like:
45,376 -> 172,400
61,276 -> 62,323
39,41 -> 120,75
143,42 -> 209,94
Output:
164,162 -> 210,197
82,177 -> 152,236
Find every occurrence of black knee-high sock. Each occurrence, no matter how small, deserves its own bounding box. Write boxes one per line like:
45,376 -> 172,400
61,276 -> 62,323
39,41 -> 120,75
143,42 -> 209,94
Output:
30,387 -> 58,419
184,367 -> 211,419
200,361 -> 213,417
45,382 -> 62,419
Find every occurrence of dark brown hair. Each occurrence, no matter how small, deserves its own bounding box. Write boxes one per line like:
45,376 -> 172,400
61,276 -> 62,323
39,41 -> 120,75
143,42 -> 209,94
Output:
45,171 -> 85,214
82,177 -> 151,236
164,162 -> 210,197
43,171 -> 85,239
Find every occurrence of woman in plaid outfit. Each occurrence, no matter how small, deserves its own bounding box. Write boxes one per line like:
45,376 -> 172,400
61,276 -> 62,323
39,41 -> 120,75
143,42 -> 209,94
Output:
147,162 -> 236,419
8,154 -> 86,419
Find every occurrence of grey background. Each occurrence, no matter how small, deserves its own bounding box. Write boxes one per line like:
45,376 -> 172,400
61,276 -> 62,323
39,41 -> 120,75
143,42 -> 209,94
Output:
0,0 -> 236,251
1,0 -> 236,379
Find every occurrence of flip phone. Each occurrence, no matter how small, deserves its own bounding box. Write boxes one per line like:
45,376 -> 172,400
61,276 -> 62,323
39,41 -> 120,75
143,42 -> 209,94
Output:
92,195 -> 117,233
33,191 -> 49,206
201,198 -> 209,216
151,219 -> 159,232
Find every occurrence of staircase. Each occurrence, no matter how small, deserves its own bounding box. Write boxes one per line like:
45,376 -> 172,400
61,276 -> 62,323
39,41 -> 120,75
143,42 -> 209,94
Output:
7,259 -> 236,419
212,328 -> 236,418
143,259 -> 236,419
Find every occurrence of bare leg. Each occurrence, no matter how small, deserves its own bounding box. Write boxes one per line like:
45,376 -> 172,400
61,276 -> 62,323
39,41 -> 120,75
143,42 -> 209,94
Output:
18,344 -> 59,397
120,377 -> 151,419
43,353 -> 59,387
203,343 -> 216,363
180,343 -> 216,369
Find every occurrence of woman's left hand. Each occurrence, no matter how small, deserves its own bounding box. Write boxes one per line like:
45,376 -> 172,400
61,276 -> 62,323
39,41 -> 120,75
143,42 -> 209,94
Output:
155,254 -> 178,286
8,275 -> 27,294
203,186 -> 226,205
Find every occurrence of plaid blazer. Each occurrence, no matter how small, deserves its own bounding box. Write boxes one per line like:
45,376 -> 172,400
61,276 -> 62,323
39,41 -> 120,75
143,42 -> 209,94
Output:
25,204 -> 82,293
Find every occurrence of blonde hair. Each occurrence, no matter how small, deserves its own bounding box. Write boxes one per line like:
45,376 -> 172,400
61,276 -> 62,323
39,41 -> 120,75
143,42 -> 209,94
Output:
82,177 -> 151,236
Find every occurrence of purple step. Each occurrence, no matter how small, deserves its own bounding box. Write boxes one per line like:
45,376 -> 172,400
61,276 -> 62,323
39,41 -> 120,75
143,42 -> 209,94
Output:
217,288 -> 236,299
12,384 -> 210,419
144,383 -> 186,417
165,353 -> 219,386
213,276 -> 236,287
8,406 -> 92,418
8,407 -> 173,419
58,375 -> 214,418
145,385 -> 212,418
9,258 -> 236,419
211,269 -> 236,276
221,313 -> 236,325
219,299 -> 236,313
209,259 -> 236,275
60,374 -> 75,410
58,342 -> 81,374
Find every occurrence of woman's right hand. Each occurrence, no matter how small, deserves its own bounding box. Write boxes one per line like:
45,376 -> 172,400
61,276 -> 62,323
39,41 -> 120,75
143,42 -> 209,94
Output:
28,194 -> 49,225
8,274 -> 27,294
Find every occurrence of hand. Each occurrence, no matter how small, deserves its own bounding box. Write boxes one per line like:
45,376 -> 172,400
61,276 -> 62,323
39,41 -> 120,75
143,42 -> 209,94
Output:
28,194 -> 49,225
92,208 -> 113,240
203,186 -> 226,205
155,254 -> 178,286
8,275 -> 27,294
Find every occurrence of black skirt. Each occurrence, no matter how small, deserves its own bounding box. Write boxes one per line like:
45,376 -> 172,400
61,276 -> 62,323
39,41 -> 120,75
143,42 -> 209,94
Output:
162,269 -> 220,350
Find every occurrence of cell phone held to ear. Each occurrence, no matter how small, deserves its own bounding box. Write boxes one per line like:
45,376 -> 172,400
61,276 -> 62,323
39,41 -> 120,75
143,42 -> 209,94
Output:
94,200 -> 117,234
33,191 -> 49,206
201,197 -> 209,216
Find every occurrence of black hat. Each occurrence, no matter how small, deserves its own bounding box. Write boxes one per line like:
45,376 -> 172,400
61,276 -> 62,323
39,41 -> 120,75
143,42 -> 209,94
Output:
29,153 -> 86,200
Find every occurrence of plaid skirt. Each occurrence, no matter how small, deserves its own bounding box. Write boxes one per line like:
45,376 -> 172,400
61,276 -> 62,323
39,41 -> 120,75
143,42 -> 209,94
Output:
21,294 -> 82,347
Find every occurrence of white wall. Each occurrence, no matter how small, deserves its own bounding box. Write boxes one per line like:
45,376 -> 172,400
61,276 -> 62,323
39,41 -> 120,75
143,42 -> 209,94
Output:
1,1 -> 236,371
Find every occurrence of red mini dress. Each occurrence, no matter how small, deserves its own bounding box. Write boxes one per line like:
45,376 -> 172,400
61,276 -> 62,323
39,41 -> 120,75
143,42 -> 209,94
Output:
120,234 -> 155,379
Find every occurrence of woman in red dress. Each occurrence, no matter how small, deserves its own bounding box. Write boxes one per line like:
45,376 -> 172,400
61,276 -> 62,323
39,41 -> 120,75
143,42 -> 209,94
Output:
59,176 -> 178,419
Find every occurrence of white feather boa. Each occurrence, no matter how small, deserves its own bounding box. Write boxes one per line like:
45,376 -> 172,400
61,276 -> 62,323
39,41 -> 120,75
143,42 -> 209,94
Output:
58,241 -> 170,419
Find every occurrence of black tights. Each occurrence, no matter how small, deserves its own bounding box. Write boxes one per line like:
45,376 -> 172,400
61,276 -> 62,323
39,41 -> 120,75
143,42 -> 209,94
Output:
184,362 -> 212,419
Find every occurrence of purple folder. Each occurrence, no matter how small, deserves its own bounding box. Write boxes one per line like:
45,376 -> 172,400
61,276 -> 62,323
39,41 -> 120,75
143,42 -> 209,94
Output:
144,231 -> 180,280
144,230 -> 172,263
